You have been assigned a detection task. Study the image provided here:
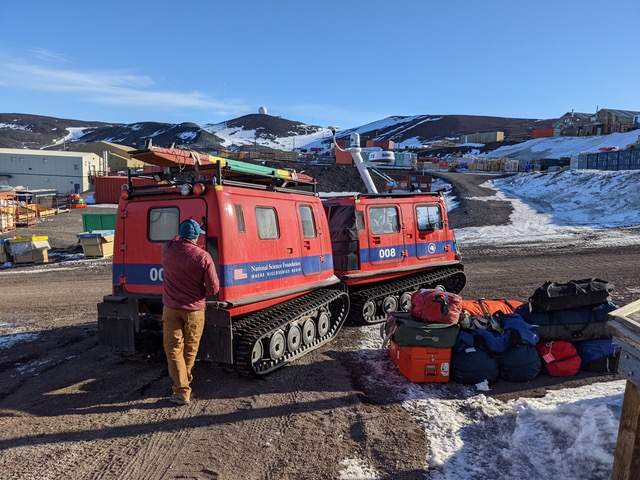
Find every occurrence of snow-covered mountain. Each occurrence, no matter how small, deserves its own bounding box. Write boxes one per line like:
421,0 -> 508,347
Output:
0,112 -> 554,154
2,111 -> 637,162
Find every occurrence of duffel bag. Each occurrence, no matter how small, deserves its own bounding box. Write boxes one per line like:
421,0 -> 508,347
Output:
573,339 -> 620,374
535,341 -> 581,376
498,344 -> 541,382
515,301 -> 617,342
459,314 -> 539,353
381,312 -> 460,348
451,340 -> 499,384
411,288 -> 463,324
451,314 -> 541,384
476,314 -> 541,382
529,278 -> 614,312
461,298 -> 523,317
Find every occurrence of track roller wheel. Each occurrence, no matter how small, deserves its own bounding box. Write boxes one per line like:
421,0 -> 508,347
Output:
269,330 -> 286,361
251,341 -> 264,365
302,318 -> 316,345
287,323 -> 302,352
316,310 -> 331,337
361,299 -> 377,323
382,295 -> 398,314
399,292 -> 413,311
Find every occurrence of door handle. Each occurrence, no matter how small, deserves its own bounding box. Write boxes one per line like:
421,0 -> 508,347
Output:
372,237 -> 381,244
303,240 -> 311,250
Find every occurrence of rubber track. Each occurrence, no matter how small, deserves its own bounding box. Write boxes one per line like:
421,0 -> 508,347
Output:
349,266 -> 466,324
232,288 -> 349,376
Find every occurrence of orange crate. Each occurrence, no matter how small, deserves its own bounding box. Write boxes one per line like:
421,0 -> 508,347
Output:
389,340 -> 451,383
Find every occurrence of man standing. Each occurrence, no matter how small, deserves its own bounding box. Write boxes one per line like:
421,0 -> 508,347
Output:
162,219 -> 220,406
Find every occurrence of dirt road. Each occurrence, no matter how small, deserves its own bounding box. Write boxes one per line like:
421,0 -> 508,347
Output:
1,173 -> 638,480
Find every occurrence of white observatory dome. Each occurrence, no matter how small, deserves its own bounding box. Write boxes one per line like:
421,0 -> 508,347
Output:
258,106 -> 268,115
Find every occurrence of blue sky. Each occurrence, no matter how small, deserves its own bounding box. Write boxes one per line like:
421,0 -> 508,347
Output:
1,0 -> 638,128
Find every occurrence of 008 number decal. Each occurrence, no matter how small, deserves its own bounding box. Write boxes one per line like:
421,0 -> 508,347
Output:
378,248 -> 397,259
150,267 -> 164,282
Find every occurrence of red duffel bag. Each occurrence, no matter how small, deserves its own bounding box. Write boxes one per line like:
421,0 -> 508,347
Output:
411,288 -> 463,324
535,341 -> 581,376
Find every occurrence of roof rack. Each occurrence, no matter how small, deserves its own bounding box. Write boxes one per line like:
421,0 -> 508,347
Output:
127,146 -> 318,194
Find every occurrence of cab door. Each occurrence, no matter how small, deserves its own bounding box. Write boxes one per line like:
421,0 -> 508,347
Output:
366,204 -> 405,267
415,203 -> 447,261
119,197 -> 207,294
297,202 -> 325,276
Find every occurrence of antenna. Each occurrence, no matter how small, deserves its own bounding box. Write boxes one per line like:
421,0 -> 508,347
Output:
329,127 -> 379,194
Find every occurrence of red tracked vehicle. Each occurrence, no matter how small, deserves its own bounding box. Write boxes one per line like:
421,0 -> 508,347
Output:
322,130 -> 465,323
324,191 -> 465,324
98,147 -> 349,376
97,136 -> 464,375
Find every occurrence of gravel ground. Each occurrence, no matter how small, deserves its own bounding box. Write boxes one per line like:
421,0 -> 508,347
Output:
0,172 -> 635,480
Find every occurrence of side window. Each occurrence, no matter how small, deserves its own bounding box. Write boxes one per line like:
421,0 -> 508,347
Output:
256,207 -> 279,239
369,206 -> 399,235
149,207 -> 180,241
416,205 -> 443,231
299,205 -> 316,238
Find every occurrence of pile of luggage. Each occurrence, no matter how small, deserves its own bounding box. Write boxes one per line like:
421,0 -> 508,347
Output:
381,279 -> 621,384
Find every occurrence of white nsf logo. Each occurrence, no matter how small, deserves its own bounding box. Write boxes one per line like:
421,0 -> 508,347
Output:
428,243 -> 437,254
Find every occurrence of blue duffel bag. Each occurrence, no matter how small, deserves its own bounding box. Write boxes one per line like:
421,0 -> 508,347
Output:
451,336 -> 499,384
515,301 -> 618,342
499,344 -> 541,382
452,314 -> 540,383
573,339 -> 621,373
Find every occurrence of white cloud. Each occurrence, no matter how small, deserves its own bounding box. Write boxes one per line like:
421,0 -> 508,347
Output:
0,49 -> 250,116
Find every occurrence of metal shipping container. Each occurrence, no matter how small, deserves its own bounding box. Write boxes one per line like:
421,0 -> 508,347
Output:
94,176 -> 157,204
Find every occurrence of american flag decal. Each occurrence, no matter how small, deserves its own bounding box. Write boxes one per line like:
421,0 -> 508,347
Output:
233,268 -> 247,280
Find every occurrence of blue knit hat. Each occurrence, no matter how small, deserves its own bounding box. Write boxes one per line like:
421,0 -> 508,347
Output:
179,219 -> 205,239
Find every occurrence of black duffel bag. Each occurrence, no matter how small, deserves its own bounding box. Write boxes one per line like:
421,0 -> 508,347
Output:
515,301 -> 618,342
529,278 -> 613,312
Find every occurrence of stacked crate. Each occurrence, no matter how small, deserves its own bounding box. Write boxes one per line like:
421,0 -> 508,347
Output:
0,199 -> 16,232
69,194 -> 87,209
7,235 -> 50,264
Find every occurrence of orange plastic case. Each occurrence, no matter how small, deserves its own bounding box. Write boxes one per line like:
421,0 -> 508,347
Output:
389,340 -> 451,383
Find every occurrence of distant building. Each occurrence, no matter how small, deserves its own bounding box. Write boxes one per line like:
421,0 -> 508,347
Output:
558,109 -> 640,136
461,132 -> 504,144
556,111 -> 592,136
72,141 -> 145,173
0,148 -> 100,194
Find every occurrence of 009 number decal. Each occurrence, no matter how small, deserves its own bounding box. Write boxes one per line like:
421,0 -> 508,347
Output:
150,267 -> 164,282
378,248 -> 397,259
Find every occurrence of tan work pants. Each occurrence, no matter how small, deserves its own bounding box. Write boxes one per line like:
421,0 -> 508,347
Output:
162,306 -> 205,400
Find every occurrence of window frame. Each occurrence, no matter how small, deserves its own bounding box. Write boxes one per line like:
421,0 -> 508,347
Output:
148,206 -> 180,242
416,204 -> 443,231
299,204 -> 317,239
369,206 -> 400,235
255,206 -> 280,240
